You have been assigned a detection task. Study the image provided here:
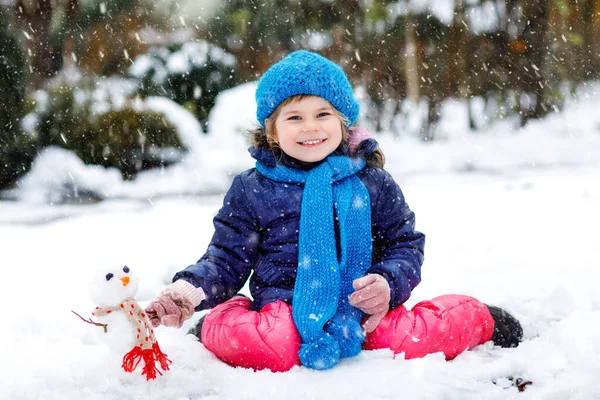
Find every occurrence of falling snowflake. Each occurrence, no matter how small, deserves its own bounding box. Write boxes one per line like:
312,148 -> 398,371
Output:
299,255 -> 312,269
310,279 -> 322,289
309,313 -> 322,322
352,195 -> 365,209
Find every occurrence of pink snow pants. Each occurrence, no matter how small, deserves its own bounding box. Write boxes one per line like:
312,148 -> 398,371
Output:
201,295 -> 494,372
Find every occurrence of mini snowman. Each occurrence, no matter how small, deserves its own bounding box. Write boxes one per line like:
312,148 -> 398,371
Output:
86,265 -> 170,380
89,265 -> 139,352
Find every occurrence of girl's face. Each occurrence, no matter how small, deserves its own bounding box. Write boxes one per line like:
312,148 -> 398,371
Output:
271,96 -> 343,163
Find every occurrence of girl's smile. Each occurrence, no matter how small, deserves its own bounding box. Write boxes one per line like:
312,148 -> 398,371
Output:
298,138 -> 326,146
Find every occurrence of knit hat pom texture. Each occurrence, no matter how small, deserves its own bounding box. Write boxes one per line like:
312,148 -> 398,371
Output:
255,50 -> 360,128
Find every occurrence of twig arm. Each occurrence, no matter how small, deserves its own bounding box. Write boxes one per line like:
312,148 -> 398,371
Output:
71,310 -> 108,333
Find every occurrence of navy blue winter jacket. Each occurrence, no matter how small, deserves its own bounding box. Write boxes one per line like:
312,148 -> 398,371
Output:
173,142 -> 425,312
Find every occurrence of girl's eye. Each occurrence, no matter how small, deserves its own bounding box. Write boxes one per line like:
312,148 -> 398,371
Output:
105,273 -> 114,281
123,266 -> 130,273
317,112 -> 330,118
287,115 -> 300,121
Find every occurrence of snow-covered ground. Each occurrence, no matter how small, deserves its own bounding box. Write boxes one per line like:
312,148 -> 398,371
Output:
1,82 -> 599,399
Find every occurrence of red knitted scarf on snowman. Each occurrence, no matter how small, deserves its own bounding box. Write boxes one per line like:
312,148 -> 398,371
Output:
92,297 -> 171,380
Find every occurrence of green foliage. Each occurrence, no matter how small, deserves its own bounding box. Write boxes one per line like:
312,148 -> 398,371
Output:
72,108 -> 181,179
36,78 -> 86,148
0,132 -> 37,190
73,0 -> 138,32
0,8 -> 26,131
208,1 -> 325,53
208,0 -> 342,75
28,73 -> 183,180
129,41 -> 238,132
364,1 -> 389,24
565,32 -> 584,46
554,0 -> 570,16
0,8 -> 34,189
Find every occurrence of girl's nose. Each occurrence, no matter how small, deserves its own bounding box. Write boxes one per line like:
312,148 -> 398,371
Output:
302,119 -> 319,132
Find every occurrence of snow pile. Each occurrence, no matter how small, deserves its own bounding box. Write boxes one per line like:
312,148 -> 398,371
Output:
144,96 -> 205,152
128,47 -> 170,85
16,147 -> 123,203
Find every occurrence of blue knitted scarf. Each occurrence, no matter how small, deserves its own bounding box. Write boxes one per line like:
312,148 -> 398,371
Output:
256,156 -> 372,370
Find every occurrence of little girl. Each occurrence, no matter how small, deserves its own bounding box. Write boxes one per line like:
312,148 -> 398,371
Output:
146,50 -> 522,372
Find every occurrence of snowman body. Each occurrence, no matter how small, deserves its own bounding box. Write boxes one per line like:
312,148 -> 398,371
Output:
92,308 -> 137,354
89,265 -> 141,353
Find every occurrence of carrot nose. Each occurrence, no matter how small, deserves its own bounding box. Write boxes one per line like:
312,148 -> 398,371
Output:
121,276 -> 130,286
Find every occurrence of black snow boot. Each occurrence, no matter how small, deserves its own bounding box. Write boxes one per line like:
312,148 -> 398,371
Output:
485,305 -> 523,348
187,315 -> 206,343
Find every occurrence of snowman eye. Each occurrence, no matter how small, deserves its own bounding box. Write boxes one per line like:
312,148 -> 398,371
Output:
123,266 -> 130,273
105,273 -> 114,281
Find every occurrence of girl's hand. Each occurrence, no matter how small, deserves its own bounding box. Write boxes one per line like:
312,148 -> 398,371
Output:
145,290 -> 195,328
349,274 -> 390,333
145,280 -> 205,328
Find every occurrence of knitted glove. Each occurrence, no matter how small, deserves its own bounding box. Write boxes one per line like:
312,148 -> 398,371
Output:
145,280 -> 205,328
349,274 -> 391,333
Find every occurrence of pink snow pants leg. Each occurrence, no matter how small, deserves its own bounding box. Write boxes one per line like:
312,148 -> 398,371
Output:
201,296 -> 302,372
363,294 -> 495,360
201,294 -> 494,371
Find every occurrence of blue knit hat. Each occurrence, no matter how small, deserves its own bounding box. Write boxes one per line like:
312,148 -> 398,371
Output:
255,50 -> 360,128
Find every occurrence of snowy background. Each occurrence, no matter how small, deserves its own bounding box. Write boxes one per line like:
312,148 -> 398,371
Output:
1,81 -> 599,399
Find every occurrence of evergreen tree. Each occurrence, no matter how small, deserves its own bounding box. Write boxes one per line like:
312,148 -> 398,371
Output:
129,41 -> 239,132
208,0 -> 342,80
0,7 -> 35,189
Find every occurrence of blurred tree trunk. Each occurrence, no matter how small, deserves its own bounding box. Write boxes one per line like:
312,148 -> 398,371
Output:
592,0 -> 600,73
551,0 -> 594,84
80,11 -> 146,75
579,0 -> 596,78
514,1 -> 550,125
329,0 -> 361,65
403,13 -> 420,137
404,13 -> 419,103
61,0 -> 79,69
447,0 -> 473,129
14,0 -> 60,89
446,0 -> 467,97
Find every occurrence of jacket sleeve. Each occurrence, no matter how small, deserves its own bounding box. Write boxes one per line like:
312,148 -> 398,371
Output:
173,174 -> 260,311
367,169 -> 425,309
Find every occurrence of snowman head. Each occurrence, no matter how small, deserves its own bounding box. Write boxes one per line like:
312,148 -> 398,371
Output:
89,265 -> 140,307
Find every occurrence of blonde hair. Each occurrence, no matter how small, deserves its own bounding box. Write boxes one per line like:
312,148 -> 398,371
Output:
249,95 -> 385,168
